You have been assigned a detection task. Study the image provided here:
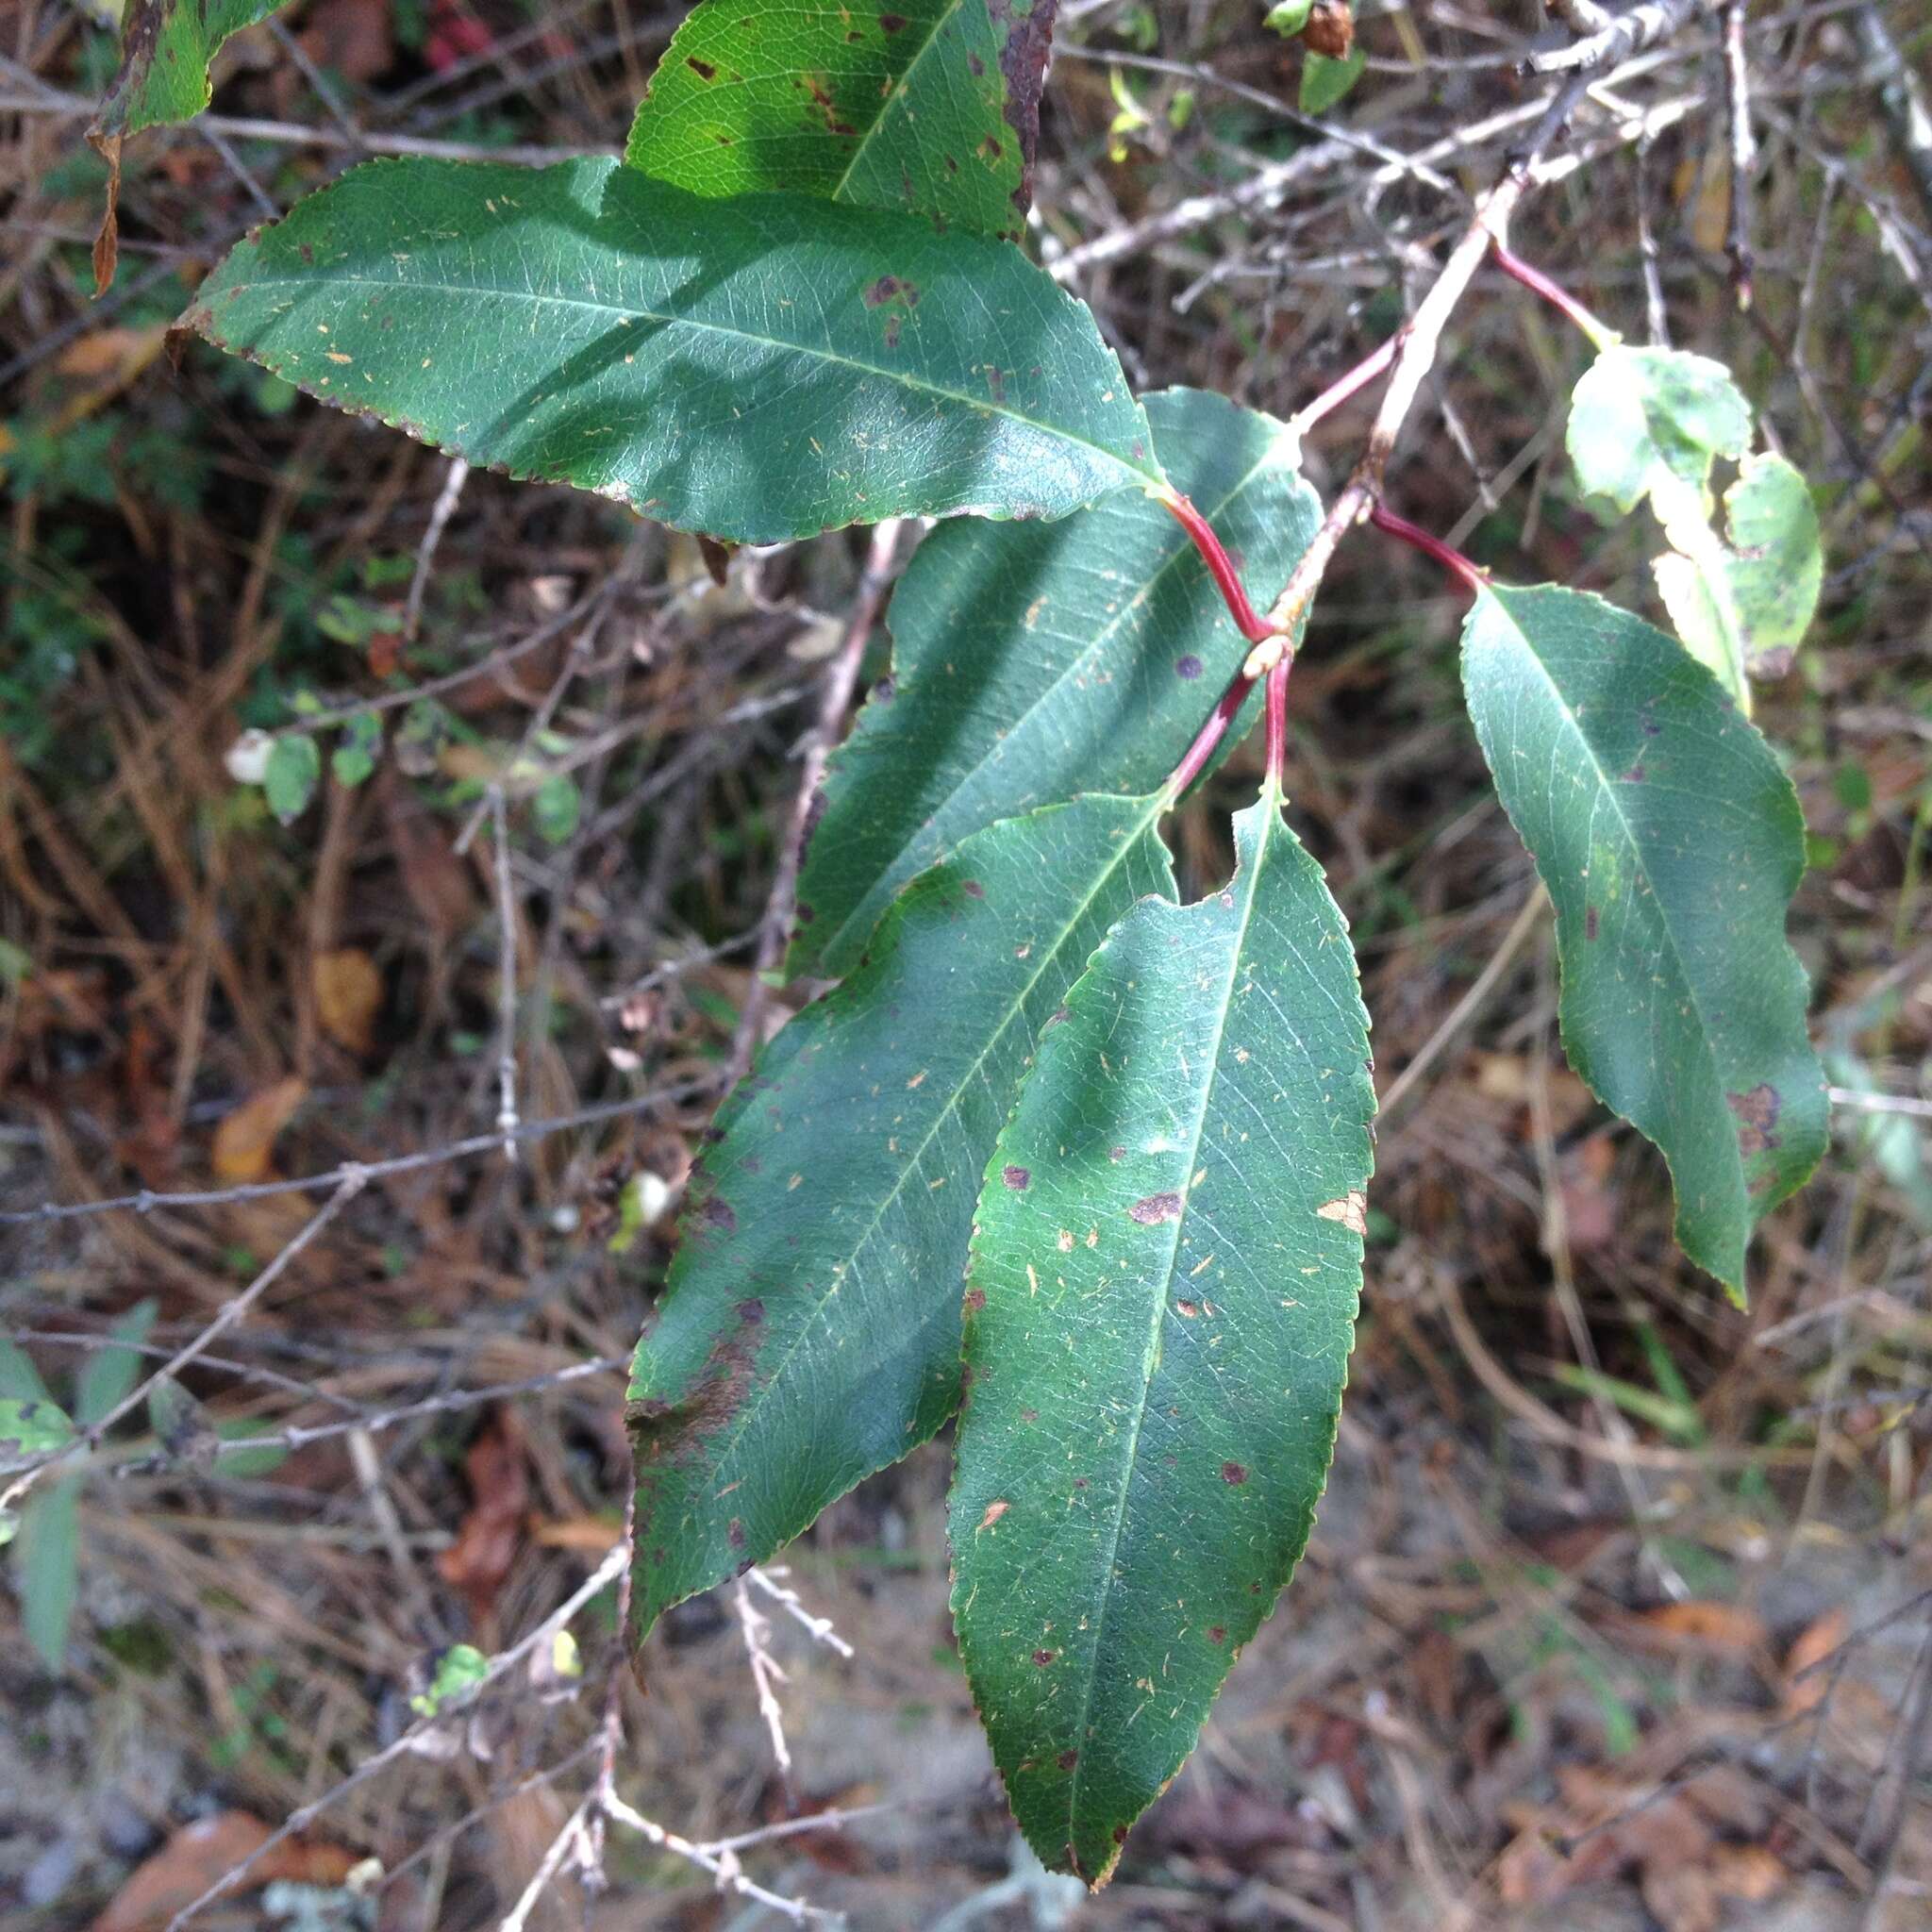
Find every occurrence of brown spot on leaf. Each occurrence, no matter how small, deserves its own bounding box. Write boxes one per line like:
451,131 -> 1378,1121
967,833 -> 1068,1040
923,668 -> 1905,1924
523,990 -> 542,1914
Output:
686,56 -> 717,78
699,1194 -> 738,1234
1586,905 -> 1600,941
1003,1165 -> 1031,1190
1208,1625 -> 1226,1644
1222,1461 -> 1248,1485
961,879 -> 985,899
963,1287 -> 987,1313
1032,1648 -> 1056,1666
737,1298 -> 764,1325
1175,654 -> 1204,679
879,9 -> 908,28
1727,1084 -> 1783,1157
1130,1191 -> 1184,1224
1315,1190 -> 1368,1235
728,1518 -> 746,1548
978,1499 -> 1009,1530
1058,1749 -> 1079,1770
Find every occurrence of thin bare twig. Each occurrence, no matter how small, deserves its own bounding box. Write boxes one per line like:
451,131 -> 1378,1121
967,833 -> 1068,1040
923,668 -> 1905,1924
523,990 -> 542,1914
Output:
725,520 -> 902,1088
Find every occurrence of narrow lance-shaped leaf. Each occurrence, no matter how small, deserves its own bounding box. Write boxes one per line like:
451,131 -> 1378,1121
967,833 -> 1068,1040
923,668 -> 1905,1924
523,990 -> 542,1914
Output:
1460,584 -> 1826,1297
627,793 -> 1174,1649
181,158 -> 1161,543
626,0 -> 1059,239
950,784 -> 1376,1884
791,388 -> 1317,978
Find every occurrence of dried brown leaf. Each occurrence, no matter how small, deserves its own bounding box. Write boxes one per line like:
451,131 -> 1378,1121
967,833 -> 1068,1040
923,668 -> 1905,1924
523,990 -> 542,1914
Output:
210,1076 -> 307,1184
313,946 -> 383,1056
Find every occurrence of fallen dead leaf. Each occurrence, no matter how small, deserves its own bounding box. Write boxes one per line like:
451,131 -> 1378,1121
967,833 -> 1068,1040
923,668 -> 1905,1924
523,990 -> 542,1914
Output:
210,1076 -> 307,1184
437,1407 -> 530,1624
1633,1600 -> 1770,1653
313,946 -> 383,1056
1783,1606 -> 1849,1715
92,1809 -> 356,1932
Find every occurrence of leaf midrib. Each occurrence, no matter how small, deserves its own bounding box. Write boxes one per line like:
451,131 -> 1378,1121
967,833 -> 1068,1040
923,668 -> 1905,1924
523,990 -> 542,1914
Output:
688,795 -> 1170,1498
1061,798 -> 1274,1857
1485,593 -> 1736,1188
818,441 -> 1305,969
828,0 -> 973,208
227,258 -> 1157,488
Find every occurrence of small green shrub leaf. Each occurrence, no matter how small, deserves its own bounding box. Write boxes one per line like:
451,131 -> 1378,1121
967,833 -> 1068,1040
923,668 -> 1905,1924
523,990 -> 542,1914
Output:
411,1642 -> 490,1715
790,389 -> 1316,979
627,792 -> 1174,1652
1300,46 -> 1365,113
532,774 -> 581,845
181,158 -> 1159,543
1567,346 -> 1752,517
1265,0 -> 1317,36
626,0 -> 1058,239
75,1298 -> 157,1428
16,1474 -> 82,1671
331,710 -> 383,789
951,784 -> 1375,1883
1459,584 -> 1826,1297
264,735 -> 322,826
0,1398 -> 75,1471
92,2 -> 294,141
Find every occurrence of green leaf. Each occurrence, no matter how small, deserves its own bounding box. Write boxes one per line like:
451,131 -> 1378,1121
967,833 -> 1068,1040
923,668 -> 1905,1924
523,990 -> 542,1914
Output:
1459,584 -> 1826,1297
1299,46 -> 1364,114
0,1338 -> 53,1405
1264,0 -> 1317,36
1653,452 -> 1823,698
331,709 -> 383,789
181,157 -> 1160,544
0,1398 -> 75,1471
627,792 -> 1175,1651
532,773 -> 581,845
1567,345 -> 1751,518
92,2 -> 294,141
16,1474 -> 82,1671
75,1298 -> 157,1427
950,783 -> 1375,1883
625,0 -> 1059,240
411,1641 -> 490,1715
265,735 -> 322,824
790,389 -> 1316,979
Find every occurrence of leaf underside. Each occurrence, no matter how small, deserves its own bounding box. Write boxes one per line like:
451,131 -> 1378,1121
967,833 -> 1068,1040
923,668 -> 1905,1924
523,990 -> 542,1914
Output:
1460,583 -> 1826,1298
181,157 -> 1159,543
790,387 -> 1318,979
626,793 -> 1174,1650
951,786 -> 1375,1884
625,0 -> 1059,240
92,0 -> 293,140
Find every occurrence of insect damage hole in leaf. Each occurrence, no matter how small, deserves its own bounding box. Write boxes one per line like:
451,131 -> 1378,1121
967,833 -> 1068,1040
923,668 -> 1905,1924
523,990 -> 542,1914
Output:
789,388 -> 1316,977
950,779 -> 1375,1883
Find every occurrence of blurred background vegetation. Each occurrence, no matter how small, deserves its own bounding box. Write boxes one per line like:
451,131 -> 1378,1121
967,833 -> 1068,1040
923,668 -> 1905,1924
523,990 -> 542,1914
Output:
2,1 -> 1929,1926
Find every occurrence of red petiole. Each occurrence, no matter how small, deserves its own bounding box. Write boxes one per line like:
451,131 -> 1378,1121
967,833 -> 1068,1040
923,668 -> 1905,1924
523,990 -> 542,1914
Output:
1157,490 -> 1277,645
1490,241 -> 1618,350
1368,504 -> 1486,593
